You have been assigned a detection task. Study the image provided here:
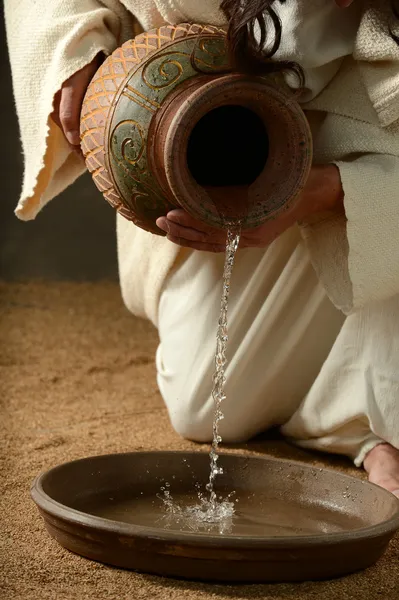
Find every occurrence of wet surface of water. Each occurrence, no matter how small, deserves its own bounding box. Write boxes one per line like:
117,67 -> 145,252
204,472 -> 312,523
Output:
76,488 -> 367,537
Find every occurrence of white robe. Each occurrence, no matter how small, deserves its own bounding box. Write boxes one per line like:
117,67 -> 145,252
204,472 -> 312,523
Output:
4,0 -> 399,323
5,0 -> 399,462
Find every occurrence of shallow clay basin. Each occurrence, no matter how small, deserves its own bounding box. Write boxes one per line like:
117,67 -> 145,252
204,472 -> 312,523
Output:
31,451 -> 399,582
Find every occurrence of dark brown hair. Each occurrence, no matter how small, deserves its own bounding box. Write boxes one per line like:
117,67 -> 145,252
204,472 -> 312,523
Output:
220,0 -> 399,87
220,0 -> 304,85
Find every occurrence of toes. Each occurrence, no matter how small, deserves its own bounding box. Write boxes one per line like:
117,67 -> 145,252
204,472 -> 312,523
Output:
365,442 -> 399,495
368,474 -> 399,494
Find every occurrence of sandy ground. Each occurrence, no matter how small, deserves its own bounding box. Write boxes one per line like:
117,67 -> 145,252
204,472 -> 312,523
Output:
1,281 -> 398,600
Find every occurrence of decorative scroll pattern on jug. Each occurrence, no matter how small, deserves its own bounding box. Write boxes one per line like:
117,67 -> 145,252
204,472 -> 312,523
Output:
80,24 -> 227,233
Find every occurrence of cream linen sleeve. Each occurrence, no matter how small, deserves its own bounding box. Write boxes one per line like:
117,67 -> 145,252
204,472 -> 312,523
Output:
300,116 -> 399,315
5,0 -> 135,220
299,54 -> 399,315
337,151 -> 399,311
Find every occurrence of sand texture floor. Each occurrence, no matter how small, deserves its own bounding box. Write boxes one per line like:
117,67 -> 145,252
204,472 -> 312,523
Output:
1,282 -> 398,599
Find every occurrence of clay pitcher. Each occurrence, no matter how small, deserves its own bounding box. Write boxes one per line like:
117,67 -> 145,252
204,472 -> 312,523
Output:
80,23 -> 312,235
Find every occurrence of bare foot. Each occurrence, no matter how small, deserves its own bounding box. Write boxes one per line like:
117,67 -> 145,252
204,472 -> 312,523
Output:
364,443 -> 399,498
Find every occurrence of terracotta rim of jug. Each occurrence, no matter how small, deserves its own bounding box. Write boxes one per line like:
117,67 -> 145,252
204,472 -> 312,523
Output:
148,73 -> 313,230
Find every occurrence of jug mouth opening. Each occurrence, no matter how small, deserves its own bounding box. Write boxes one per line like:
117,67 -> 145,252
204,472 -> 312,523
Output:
186,104 -> 269,188
154,74 -> 312,230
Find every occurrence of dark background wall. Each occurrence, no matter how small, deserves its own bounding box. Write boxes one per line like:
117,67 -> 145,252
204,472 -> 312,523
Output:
0,16 -> 118,281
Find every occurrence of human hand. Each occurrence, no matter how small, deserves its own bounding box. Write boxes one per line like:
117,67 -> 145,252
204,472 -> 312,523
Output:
156,165 -> 344,252
51,55 -> 103,152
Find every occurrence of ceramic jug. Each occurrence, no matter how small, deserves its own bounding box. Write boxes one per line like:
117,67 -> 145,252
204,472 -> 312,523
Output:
80,23 -> 312,235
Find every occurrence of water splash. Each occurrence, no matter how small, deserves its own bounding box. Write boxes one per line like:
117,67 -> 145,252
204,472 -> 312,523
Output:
157,484 -> 235,534
157,227 -> 240,532
205,226 -> 241,508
